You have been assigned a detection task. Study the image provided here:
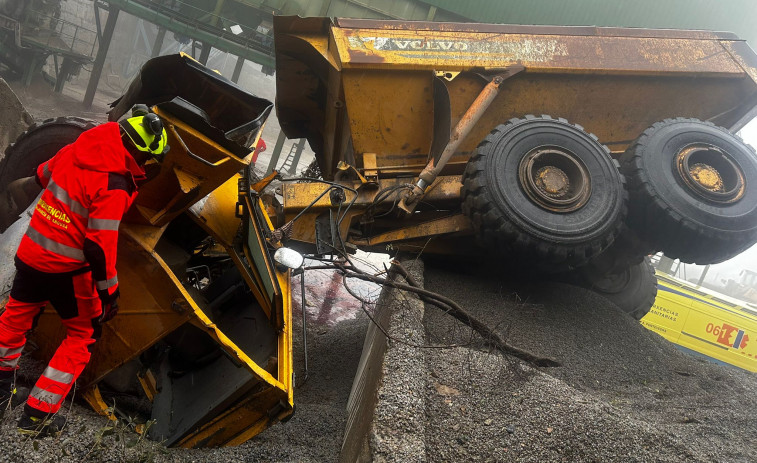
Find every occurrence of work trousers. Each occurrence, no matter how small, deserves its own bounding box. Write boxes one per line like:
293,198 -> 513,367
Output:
0,258 -> 102,416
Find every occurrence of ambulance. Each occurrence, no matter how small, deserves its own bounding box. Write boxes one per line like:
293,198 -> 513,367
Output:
642,272 -> 757,372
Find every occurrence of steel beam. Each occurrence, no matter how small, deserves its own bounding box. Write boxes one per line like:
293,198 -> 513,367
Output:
231,55 -> 245,83
101,0 -> 275,68
151,27 -> 166,57
266,131 -> 287,175
199,41 -> 211,64
84,6 -> 119,108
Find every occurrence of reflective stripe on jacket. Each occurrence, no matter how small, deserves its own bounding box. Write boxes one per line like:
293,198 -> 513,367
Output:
16,122 -> 145,297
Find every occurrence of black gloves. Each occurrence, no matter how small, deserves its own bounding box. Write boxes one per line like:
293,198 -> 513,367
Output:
98,288 -> 120,323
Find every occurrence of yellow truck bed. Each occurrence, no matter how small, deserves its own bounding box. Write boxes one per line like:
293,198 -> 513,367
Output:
275,16 -> 757,179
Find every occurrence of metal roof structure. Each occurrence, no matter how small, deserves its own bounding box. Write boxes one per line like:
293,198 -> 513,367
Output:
422,0 -> 757,47
96,1 -> 757,70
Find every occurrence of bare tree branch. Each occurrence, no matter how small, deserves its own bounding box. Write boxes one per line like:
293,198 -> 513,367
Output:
335,261 -> 560,368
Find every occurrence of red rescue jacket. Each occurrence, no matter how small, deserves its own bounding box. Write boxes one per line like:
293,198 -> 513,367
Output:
16,122 -> 145,300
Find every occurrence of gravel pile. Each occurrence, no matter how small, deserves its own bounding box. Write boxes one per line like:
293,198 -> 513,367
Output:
363,259 -> 427,463
4,77 -> 756,462
2,250 -> 756,462
419,262 -> 757,462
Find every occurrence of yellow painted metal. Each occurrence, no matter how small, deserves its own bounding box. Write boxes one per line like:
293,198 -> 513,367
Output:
189,176 -> 243,247
278,270 -> 294,410
234,249 -> 273,319
174,201 -> 294,448
117,223 -> 167,252
273,16 -> 757,256
30,219 -> 286,388
643,272 -> 757,372
189,176 -> 294,376
178,387 -> 289,448
690,164 -> 723,191
30,225 -> 192,386
241,194 -> 284,325
173,166 -> 203,194
339,71 -> 754,172
332,28 -> 743,74
251,171 -> 280,192
276,16 -> 757,175
288,213 -> 319,245
182,286 -> 285,390
125,108 -> 248,227
351,214 -> 473,246
341,70 -> 433,169
18,52 -> 290,448
137,370 -> 158,402
187,178 -> 273,320
177,196 -> 293,447
30,197 -> 293,447
82,385 -> 117,422
399,68 -> 521,213
282,175 -> 461,212
280,175 -> 464,247
362,153 -> 378,181
336,161 -> 371,184
258,197 -> 276,231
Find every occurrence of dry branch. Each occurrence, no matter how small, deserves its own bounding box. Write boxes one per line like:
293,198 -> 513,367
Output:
336,261 -> 560,368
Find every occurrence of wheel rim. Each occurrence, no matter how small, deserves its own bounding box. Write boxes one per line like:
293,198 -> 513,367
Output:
675,143 -> 746,204
518,146 -> 591,212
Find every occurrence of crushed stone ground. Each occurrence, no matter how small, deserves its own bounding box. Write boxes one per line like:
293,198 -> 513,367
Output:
421,262 -> 757,462
0,311 -> 368,462
0,242 -> 755,462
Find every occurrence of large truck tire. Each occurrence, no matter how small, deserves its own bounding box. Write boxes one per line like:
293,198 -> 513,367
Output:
574,225 -> 652,276
572,256 -> 657,320
621,118 -> 757,264
461,115 -> 627,271
0,116 -> 95,233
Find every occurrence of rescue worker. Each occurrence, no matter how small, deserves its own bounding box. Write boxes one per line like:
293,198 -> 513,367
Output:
0,106 -> 167,437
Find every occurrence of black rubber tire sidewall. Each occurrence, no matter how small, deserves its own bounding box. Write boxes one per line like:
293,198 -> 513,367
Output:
462,116 -> 626,270
621,119 -> 757,263
580,256 -> 657,320
634,121 -> 757,230
0,116 -> 95,191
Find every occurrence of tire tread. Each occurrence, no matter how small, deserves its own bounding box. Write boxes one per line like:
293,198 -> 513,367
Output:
461,115 -> 627,271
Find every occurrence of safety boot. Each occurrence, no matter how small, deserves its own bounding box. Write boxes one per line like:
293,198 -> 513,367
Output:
0,377 -> 29,418
17,412 -> 67,438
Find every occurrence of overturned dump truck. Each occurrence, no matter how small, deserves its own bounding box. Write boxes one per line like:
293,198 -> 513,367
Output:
3,16 -> 757,448
273,16 -> 757,317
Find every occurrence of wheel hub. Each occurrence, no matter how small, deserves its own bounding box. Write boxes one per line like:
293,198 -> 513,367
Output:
535,166 -> 570,197
688,163 -> 723,192
519,147 -> 591,212
675,144 -> 745,204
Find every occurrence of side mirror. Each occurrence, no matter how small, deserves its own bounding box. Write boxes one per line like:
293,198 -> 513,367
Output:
273,247 -> 304,271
